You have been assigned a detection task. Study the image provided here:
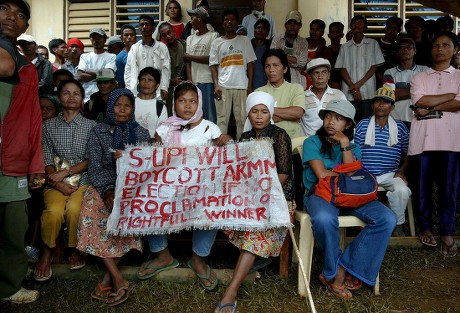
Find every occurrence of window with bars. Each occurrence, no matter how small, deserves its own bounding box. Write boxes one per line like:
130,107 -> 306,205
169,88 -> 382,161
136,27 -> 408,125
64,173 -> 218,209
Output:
351,0 -> 458,38
66,0 -> 161,47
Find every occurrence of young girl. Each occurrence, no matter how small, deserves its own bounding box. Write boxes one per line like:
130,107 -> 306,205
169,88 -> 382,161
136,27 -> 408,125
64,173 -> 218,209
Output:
137,82 -> 231,290
215,91 -> 294,313
134,67 -> 169,138
154,0 -> 186,40
303,99 -> 396,299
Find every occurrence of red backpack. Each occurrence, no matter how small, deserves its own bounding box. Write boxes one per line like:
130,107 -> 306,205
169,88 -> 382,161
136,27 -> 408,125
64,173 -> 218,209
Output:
314,160 -> 378,209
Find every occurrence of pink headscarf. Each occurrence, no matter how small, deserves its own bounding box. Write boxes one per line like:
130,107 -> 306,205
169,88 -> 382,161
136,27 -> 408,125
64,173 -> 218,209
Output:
161,82 -> 203,145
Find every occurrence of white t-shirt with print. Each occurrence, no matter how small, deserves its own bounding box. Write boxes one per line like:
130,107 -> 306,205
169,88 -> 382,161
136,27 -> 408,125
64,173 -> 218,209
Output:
186,31 -> 219,84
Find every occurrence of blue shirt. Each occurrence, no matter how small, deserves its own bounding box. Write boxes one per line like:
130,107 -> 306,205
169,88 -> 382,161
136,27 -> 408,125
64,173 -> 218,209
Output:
354,118 -> 409,175
302,135 -> 361,204
115,50 -> 128,88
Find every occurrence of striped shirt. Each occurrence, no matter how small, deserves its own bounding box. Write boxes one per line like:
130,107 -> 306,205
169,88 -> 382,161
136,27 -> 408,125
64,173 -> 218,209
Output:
42,113 -> 96,186
355,118 -> 409,175
408,66 -> 460,155
383,64 -> 428,122
335,37 -> 385,101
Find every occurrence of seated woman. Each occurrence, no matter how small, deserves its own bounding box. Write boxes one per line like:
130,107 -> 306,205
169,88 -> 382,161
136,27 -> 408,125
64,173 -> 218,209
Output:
215,91 -> 294,313
35,79 -> 96,281
303,99 -> 396,299
77,88 -> 150,306
137,82 -> 231,290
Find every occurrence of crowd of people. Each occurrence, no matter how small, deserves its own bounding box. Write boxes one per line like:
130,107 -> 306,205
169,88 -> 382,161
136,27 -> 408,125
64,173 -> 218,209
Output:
0,0 -> 459,311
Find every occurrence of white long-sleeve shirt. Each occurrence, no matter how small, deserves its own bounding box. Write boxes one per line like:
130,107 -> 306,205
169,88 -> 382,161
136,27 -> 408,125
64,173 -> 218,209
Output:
124,39 -> 171,95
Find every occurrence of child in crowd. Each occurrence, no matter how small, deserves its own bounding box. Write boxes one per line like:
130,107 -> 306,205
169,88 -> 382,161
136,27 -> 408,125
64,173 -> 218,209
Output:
134,67 -> 169,138
137,82 -> 231,290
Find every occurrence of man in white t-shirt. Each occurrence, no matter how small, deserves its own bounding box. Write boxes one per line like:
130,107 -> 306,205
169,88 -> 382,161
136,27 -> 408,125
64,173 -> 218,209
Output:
210,9 -> 256,139
77,28 -> 116,103
184,6 -> 219,123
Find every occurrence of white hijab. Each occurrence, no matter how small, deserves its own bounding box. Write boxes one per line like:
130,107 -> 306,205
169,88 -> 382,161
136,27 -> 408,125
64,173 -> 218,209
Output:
244,91 -> 276,132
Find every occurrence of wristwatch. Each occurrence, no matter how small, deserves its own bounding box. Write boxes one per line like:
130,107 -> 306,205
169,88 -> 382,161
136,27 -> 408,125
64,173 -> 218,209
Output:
340,146 -> 352,152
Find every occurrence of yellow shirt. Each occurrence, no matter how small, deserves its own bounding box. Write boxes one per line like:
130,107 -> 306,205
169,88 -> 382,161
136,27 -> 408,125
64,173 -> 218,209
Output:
257,81 -> 305,138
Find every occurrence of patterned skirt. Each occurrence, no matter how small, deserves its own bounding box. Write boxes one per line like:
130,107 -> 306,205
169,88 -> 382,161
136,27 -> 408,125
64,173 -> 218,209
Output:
224,201 -> 295,258
77,186 -> 143,258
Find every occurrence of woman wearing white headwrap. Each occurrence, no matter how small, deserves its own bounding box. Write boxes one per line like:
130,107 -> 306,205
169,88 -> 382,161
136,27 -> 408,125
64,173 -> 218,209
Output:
215,91 -> 294,313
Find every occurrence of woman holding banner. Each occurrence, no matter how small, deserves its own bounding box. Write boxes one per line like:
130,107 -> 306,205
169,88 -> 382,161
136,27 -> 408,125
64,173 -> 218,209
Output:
215,91 -> 294,313
77,88 -> 150,306
137,82 -> 232,290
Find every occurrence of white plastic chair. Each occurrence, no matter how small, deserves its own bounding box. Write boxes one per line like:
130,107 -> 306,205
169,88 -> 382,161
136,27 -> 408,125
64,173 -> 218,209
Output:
290,136 -> 380,297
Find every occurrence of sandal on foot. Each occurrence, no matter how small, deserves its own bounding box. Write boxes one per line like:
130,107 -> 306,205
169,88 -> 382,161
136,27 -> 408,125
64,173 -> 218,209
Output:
187,260 -> 219,291
69,253 -> 86,270
106,284 -> 134,307
137,258 -> 179,280
440,240 -> 458,257
419,230 -> 437,247
345,273 -> 362,291
91,282 -> 112,301
215,300 -> 237,313
34,258 -> 53,282
319,273 -> 352,300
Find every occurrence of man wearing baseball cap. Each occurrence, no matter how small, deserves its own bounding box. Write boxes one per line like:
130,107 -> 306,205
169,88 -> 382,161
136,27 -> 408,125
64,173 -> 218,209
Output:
17,33 -> 54,94
183,5 -> 218,122
0,0 -> 43,304
301,58 -> 346,136
83,68 -> 117,122
78,28 -> 116,102
354,86 -> 411,236
382,36 -> 428,127
270,10 -> 308,89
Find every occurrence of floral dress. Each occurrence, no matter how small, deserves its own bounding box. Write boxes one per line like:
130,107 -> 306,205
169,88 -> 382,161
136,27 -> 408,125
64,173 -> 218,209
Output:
76,123 -> 150,258
224,125 -> 295,258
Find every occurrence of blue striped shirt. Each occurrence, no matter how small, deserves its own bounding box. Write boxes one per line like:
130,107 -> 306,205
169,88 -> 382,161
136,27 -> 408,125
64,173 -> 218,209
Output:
354,118 -> 409,175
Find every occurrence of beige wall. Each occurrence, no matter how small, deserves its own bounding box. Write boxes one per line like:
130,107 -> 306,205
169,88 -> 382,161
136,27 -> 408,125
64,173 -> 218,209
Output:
25,0 -> 349,62
269,0 -> 349,44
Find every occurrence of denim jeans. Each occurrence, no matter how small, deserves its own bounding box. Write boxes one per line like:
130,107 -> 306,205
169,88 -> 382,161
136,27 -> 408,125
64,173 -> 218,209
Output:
197,83 -> 217,124
147,229 -> 218,257
306,195 -> 396,286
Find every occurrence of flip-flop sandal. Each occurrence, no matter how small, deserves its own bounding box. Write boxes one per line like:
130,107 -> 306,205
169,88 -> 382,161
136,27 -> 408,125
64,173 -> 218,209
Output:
345,273 -> 362,291
216,300 -> 237,313
69,254 -> 86,270
319,273 -> 352,300
187,260 -> 219,291
440,240 -> 458,257
419,231 -> 437,247
34,258 -> 53,282
106,284 -> 134,307
91,282 -> 113,301
137,258 -> 179,280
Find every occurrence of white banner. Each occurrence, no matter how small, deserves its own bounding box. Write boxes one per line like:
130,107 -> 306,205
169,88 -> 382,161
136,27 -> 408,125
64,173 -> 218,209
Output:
107,140 -> 291,235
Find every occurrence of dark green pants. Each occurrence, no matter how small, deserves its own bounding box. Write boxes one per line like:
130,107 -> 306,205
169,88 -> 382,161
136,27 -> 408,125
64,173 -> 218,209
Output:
0,201 -> 28,298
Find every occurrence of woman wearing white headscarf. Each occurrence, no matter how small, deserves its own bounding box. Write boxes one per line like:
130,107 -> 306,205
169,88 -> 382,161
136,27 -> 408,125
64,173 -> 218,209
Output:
214,91 -> 294,313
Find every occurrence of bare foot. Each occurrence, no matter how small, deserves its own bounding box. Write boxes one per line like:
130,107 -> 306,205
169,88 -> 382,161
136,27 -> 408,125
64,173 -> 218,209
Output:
440,236 -> 458,257
419,229 -> 437,247
69,250 -> 86,270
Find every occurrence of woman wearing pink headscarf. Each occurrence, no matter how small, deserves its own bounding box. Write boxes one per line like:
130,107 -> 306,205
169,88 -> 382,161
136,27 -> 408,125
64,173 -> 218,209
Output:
137,82 -> 231,291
